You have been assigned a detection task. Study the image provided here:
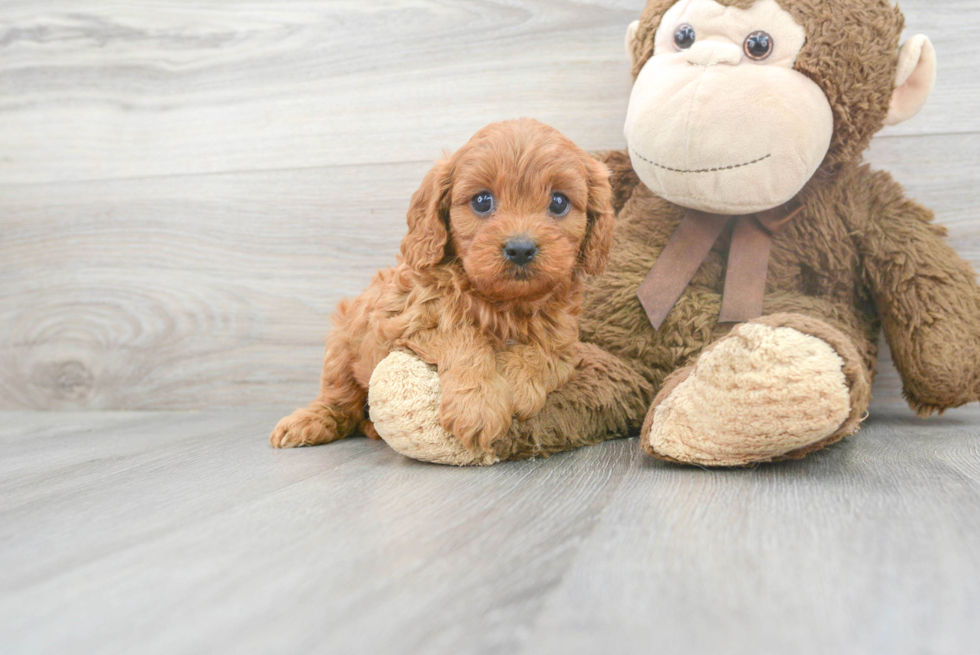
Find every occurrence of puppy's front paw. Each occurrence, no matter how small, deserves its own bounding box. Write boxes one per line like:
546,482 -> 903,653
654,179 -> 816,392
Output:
439,382 -> 514,452
270,408 -> 340,448
507,379 -> 548,422
497,349 -> 572,421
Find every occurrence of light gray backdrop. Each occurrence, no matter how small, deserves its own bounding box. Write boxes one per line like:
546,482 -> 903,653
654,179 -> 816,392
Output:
1,0 -> 977,412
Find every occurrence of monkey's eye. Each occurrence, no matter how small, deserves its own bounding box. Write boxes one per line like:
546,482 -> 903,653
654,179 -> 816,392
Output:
471,192 -> 494,216
744,31 -> 773,60
673,24 -> 696,50
549,192 -> 571,217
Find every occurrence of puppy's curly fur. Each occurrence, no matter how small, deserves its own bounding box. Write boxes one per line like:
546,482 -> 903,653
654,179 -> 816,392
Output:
271,119 -> 615,452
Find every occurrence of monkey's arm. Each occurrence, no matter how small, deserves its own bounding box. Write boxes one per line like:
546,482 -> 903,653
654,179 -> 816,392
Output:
856,169 -> 980,415
595,150 -> 642,214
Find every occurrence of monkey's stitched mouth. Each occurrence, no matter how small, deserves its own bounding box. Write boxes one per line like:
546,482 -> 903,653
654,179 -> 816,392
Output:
631,148 -> 772,174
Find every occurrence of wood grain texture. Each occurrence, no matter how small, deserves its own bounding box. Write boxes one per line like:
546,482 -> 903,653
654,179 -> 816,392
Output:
0,162 -> 428,409
0,0 -> 974,186
521,405 -> 980,655
0,0 -> 978,411
1,405 -> 978,654
0,0 -> 642,185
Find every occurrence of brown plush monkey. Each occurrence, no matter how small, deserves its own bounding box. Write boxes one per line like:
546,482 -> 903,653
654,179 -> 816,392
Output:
369,0 -> 980,466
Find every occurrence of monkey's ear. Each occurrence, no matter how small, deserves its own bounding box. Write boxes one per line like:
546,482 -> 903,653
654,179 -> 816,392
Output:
885,35 -> 936,126
625,20 -> 640,67
400,160 -> 452,271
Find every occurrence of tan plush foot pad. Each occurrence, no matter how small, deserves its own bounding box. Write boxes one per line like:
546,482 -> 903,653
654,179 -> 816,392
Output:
368,350 -> 499,466
643,317 -> 868,466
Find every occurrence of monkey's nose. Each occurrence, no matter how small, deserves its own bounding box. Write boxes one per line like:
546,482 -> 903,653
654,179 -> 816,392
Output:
503,238 -> 539,266
684,41 -> 742,67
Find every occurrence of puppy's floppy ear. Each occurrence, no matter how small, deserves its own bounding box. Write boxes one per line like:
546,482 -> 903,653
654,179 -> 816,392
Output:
400,159 -> 453,271
579,157 -> 616,276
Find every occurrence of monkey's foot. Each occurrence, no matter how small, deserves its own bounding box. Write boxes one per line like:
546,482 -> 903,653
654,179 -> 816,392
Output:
642,314 -> 870,466
368,350 -> 500,466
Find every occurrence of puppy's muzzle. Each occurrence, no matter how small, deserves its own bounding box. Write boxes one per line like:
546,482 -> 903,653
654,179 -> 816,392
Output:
502,237 -> 538,267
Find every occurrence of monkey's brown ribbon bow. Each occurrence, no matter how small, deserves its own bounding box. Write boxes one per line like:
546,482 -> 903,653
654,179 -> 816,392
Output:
636,202 -> 804,330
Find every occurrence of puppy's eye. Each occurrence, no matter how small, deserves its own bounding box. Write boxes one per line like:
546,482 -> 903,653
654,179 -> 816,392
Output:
549,192 -> 571,217
470,192 -> 494,216
674,24 -> 696,50
744,31 -> 773,60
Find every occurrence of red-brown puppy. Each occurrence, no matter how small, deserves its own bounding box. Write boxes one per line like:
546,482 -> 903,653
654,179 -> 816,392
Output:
271,119 -> 615,453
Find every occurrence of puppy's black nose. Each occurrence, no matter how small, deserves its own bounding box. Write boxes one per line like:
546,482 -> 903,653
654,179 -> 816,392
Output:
503,238 -> 538,266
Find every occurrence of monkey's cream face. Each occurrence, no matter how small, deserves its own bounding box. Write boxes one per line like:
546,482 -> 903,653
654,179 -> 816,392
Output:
624,0 -> 833,214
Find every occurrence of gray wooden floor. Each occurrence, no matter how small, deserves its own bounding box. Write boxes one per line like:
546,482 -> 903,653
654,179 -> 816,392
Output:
2,402 -> 979,655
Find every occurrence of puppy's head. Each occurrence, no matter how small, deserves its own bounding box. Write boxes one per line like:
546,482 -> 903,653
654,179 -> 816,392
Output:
399,119 -> 615,302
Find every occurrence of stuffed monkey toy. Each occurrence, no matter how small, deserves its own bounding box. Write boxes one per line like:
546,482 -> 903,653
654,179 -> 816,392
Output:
369,0 -> 980,466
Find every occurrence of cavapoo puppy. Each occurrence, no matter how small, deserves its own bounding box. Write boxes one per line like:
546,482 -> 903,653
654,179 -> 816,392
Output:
271,118 -> 615,453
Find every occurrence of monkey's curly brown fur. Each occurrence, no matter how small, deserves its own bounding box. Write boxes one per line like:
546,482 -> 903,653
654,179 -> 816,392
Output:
271,119 -> 615,452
